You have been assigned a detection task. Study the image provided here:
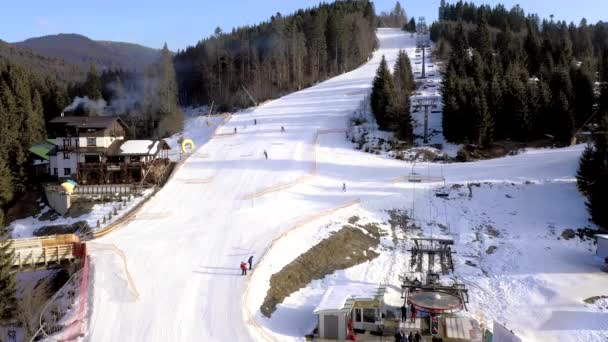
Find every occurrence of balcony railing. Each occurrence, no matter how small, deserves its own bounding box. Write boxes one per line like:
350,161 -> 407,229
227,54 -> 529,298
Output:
78,162 -> 143,171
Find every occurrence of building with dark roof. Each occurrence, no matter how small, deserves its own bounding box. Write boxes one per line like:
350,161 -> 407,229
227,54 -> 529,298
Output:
46,115 -> 170,184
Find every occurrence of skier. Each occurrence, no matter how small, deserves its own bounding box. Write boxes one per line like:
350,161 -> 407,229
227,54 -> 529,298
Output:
254,119 -> 257,125
240,262 -> 248,276
342,182 -> 346,192
248,255 -> 254,270
263,150 -> 268,159
414,331 -> 422,342
234,127 -> 237,134
281,126 -> 285,132
400,303 -> 407,322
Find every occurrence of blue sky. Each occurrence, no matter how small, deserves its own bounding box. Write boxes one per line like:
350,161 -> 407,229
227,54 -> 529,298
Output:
1,0 -> 606,50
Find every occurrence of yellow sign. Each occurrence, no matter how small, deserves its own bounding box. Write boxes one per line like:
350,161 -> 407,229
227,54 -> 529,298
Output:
181,139 -> 195,154
61,182 -> 75,194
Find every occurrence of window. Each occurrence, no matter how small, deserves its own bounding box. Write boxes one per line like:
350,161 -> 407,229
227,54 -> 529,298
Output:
84,155 -> 100,163
363,308 -> 376,323
63,152 -> 70,159
53,168 -> 58,175
64,168 -> 71,176
355,308 -> 362,322
87,138 -> 96,147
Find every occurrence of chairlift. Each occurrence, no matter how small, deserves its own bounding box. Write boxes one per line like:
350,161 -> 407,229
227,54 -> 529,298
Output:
435,163 -> 449,198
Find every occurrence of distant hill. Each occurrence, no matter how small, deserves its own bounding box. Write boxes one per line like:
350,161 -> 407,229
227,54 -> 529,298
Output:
0,39 -> 85,84
15,33 -> 160,72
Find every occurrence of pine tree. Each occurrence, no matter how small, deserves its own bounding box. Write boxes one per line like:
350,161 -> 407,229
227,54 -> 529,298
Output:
0,171 -> 17,321
473,19 -> 492,61
478,103 -> 494,148
441,66 -> 461,142
405,18 -> 416,32
578,113 -> 608,228
571,63 -> 595,127
553,90 -> 575,143
438,0 -> 447,21
549,69 -> 575,143
587,173 -> 608,228
370,56 -> 395,130
393,50 -> 414,96
82,65 -> 102,101
577,144 -> 600,195
524,20 -> 542,75
144,43 -> 184,138
387,1 -> 407,27
486,73 -> 504,139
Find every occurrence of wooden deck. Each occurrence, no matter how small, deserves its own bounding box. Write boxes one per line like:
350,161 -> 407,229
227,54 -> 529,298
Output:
8,235 -> 83,270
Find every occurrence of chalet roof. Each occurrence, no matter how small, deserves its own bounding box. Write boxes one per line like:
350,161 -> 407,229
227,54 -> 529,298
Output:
48,115 -> 128,130
313,284 -> 386,314
117,140 -> 170,156
29,142 -> 55,160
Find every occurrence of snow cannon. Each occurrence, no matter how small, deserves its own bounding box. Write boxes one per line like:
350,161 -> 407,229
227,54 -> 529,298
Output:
181,139 -> 195,154
60,181 -> 76,194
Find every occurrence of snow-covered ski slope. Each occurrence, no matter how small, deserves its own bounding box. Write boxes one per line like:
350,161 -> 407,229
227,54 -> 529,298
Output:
87,28 -> 605,341
87,28 -> 413,341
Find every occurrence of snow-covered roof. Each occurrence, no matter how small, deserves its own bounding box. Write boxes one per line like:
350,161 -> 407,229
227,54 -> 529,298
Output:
117,140 -> 169,156
313,284 -> 385,314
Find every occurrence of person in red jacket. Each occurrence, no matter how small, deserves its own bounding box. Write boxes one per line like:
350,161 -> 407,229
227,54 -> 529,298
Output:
410,304 -> 416,323
240,262 -> 248,275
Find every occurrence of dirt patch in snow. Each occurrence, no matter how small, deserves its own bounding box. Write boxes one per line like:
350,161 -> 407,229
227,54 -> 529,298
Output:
561,229 -> 576,240
485,246 -> 497,254
348,216 -> 360,224
260,224 -> 381,317
584,296 -> 608,310
455,139 -> 555,161
485,225 -> 500,238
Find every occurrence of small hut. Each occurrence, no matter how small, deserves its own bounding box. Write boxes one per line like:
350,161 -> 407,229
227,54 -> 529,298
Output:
313,284 -> 386,340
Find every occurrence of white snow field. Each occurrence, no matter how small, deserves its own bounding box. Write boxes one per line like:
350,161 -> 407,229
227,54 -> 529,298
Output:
86,28 -> 608,342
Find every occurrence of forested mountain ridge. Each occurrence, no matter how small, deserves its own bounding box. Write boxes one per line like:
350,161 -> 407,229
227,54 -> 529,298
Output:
174,0 -> 377,111
15,33 -> 160,72
0,39 -> 85,85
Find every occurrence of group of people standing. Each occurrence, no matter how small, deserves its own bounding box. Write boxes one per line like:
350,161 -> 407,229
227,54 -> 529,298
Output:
240,255 -> 254,275
395,302 -> 422,342
395,330 -> 422,342
400,303 -> 417,322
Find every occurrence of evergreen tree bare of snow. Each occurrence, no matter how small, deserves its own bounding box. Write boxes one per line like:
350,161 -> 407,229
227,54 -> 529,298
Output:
174,1 -> 377,111
378,1 -> 407,28
435,2 -> 602,146
370,56 -> 395,130
0,206 -> 17,322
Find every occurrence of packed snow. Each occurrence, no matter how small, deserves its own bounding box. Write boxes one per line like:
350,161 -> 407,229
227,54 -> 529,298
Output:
84,28 -> 608,342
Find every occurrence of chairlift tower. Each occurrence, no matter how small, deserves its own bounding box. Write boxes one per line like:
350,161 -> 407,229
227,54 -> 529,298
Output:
416,17 -> 430,78
416,17 -> 429,48
408,237 -> 455,275
412,96 -> 438,144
